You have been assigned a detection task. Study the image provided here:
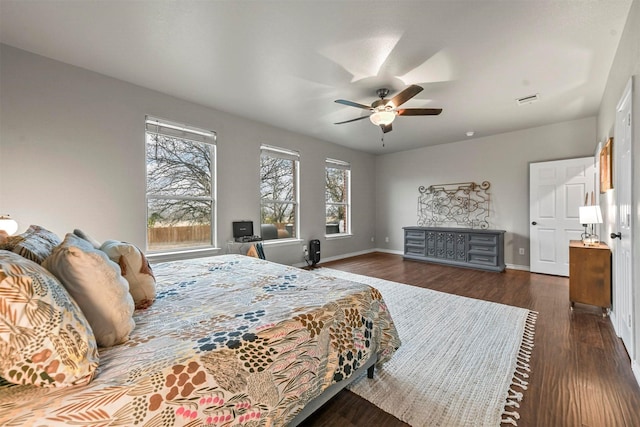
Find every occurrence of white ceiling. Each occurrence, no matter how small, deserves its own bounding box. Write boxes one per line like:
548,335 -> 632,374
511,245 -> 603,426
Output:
0,0 -> 632,154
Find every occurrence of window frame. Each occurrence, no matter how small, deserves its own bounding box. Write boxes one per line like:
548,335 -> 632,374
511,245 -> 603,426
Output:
325,158 -> 351,238
145,115 -> 217,254
259,144 -> 300,242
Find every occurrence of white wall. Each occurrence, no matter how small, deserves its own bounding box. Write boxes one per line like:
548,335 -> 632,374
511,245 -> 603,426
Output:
0,44 -> 377,266
375,117 -> 597,268
596,0 -> 640,383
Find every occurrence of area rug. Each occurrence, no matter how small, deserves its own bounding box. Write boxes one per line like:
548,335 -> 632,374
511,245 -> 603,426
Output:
315,268 -> 537,427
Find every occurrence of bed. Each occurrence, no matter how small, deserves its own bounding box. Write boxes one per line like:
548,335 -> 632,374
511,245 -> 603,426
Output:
0,254 -> 401,426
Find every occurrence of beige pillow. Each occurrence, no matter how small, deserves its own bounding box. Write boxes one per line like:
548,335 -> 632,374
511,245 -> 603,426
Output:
0,250 -> 99,386
100,240 -> 156,309
43,234 -> 135,347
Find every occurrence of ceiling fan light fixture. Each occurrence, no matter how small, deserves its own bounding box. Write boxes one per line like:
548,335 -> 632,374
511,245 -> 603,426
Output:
370,110 -> 396,126
335,85 -> 441,133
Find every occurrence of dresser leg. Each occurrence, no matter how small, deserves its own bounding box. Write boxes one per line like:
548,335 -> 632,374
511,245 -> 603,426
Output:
570,301 -> 575,311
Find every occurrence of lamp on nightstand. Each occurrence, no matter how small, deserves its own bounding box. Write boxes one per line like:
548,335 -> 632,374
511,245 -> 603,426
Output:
579,205 -> 603,246
0,215 -> 18,235
0,215 -> 18,244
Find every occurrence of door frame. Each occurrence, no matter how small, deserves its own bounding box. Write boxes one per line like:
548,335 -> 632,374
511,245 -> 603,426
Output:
611,77 -> 634,360
529,157 -> 596,276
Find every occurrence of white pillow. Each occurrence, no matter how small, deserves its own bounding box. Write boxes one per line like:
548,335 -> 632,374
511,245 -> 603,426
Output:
73,228 -> 101,249
43,234 -> 135,347
100,240 -> 156,309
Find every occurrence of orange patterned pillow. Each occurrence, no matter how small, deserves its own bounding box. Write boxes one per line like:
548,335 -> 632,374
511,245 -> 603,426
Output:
0,250 -> 99,386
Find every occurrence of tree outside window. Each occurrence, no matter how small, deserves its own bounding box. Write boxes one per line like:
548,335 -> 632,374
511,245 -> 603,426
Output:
325,159 -> 351,235
260,146 -> 299,240
145,117 -> 216,251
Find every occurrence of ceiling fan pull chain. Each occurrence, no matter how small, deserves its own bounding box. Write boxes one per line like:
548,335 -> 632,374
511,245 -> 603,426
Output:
381,132 -> 385,147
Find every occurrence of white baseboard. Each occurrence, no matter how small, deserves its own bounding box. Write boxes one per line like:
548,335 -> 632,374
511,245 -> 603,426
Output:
633,359 -> 640,388
320,248 -> 378,263
609,310 -> 620,337
292,248 -> 378,268
374,248 -> 404,255
506,263 -> 530,271
294,249 -> 531,272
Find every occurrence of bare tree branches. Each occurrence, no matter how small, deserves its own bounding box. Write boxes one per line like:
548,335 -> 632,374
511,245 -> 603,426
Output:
325,167 -> 349,232
146,134 -> 214,226
260,155 -> 296,225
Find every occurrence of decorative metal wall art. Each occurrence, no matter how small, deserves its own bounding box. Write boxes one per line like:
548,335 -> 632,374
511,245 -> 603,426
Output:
417,181 -> 491,229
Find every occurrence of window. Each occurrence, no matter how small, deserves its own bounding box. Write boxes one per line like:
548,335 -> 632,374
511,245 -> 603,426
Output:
325,158 -> 351,235
260,145 -> 299,241
145,116 -> 216,252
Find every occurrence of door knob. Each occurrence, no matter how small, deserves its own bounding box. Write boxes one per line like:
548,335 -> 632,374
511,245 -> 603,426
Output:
531,221 -> 537,225
610,232 -> 622,239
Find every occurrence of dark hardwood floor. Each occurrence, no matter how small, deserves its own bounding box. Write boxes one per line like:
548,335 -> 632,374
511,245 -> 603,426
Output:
300,252 -> 640,427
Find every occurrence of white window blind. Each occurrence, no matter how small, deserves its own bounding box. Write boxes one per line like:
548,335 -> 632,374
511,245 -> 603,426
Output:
325,157 -> 351,236
146,116 -> 216,144
260,144 -> 299,161
326,158 -> 351,170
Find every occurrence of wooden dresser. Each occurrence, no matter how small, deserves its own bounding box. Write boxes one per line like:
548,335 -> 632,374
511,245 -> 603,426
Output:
569,240 -> 611,316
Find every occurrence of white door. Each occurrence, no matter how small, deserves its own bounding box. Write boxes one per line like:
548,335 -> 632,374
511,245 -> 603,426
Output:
529,158 -> 595,276
612,78 -> 634,358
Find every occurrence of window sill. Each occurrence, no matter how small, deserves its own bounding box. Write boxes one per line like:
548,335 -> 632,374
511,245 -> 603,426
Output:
147,247 -> 221,263
325,233 -> 353,240
262,238 -> 304,247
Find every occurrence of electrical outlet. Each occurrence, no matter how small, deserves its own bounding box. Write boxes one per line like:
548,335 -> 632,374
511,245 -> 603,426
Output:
302,245 -> 308,254
385,237 -> 389,243
519,248 -> 525,255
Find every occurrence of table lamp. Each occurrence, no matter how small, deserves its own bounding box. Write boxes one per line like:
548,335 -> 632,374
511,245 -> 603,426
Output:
579,205 -> 603,246
0,215 -> 18,235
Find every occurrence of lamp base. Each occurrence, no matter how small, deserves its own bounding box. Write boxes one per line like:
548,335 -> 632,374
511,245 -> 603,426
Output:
582,235 -> 600,246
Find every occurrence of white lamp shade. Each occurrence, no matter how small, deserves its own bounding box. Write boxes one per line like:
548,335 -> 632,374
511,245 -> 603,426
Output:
579,205 -> 603,224
369,110 -> 396,126
0,216 -> 18,235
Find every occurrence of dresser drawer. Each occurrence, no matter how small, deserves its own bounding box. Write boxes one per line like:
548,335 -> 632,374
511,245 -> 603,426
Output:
469,233 -> 497,245
405,245 -> 425,256
405,230 -> 425,240
468,244 -> 497,255
468,253 -> 498,266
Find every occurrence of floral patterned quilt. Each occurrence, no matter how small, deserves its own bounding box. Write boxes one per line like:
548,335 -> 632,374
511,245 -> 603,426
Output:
0,254 -> 400,426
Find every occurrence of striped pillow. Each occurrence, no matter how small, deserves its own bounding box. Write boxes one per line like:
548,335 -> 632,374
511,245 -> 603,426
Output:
4,225 -> 61,264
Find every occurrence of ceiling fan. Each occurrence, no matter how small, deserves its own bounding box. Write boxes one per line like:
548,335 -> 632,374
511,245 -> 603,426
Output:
334,84 -> 442,133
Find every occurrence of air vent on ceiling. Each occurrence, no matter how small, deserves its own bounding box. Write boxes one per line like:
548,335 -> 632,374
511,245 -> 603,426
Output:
516,94 -> 540,106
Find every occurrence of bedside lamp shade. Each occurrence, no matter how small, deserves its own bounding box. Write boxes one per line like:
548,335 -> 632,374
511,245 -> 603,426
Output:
0,215 -> 18,235
579,205 -> 602,246
579,206 -> 603,225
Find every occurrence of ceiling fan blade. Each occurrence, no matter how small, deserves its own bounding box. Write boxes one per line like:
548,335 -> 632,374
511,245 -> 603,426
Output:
381,123 -> 393,133
388,84 -> 423,108
397,108 -> 443,116
335,99 -> 372,110
334,115 -> 371,125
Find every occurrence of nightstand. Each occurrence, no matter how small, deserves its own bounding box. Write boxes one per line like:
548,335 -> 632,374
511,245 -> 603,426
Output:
569,240 -> 611,316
